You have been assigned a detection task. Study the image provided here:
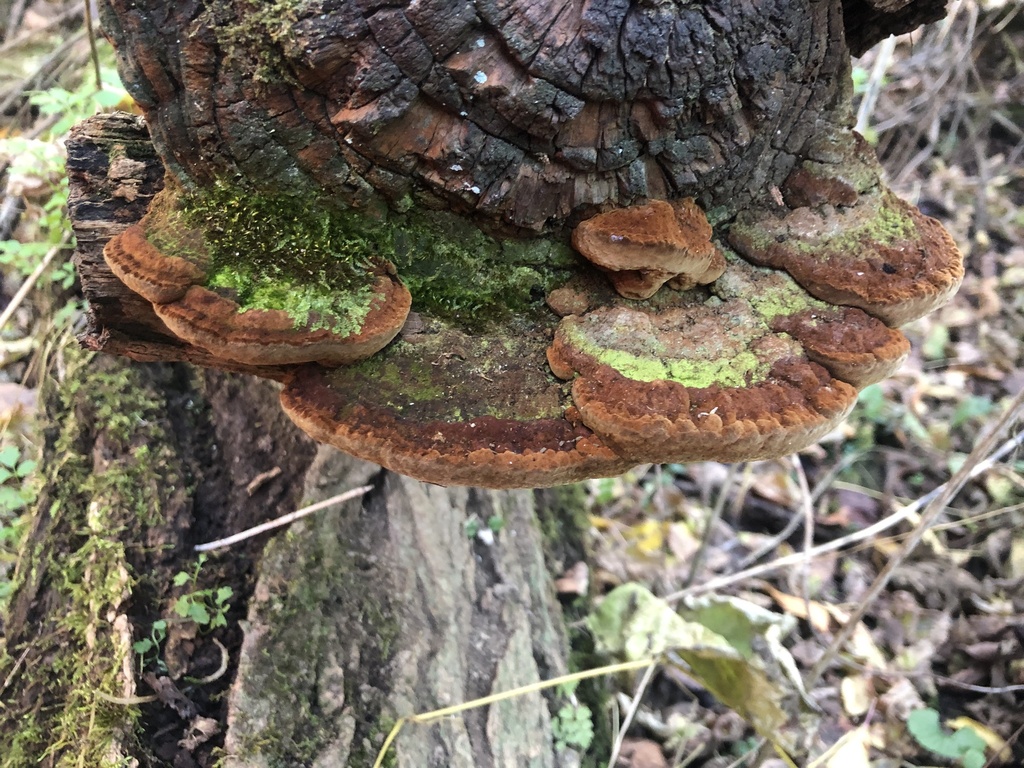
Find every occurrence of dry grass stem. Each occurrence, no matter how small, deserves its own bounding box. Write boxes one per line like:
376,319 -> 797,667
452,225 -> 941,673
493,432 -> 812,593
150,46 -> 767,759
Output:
193,484 -> 374,552
805,386 -> 1024,687
667,422 -> 1024,604
607,661 -> 659,768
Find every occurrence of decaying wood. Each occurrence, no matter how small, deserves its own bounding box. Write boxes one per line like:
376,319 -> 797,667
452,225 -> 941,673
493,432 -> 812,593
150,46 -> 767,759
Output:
58,112 -> 589,768
98,0 -> 927,238
67,113 -> 291,380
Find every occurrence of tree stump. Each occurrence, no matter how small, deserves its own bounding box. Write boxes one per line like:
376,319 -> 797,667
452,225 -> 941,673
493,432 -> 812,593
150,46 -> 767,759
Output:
0,113 -> 594,768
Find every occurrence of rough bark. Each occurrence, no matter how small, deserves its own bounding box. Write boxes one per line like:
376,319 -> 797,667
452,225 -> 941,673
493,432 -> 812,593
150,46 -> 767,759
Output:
99,0 -> 848,234
842,0 -> 949,56
0,113 -> 594,766
97,0 -> 948,238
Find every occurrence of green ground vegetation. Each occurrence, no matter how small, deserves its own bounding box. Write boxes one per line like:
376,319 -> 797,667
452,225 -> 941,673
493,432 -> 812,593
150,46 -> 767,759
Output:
0,349 -> 191,767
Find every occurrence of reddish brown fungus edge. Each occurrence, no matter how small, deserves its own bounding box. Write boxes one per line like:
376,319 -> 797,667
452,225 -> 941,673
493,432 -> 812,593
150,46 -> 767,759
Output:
547,335 -> 858,464
103,224 -> 207,304
104,218 -> 412,367
771,307 -> 911,389
727,192 -> 964,328
153,275 -> 411,367
571,199 -> 724,300
279,366 -> 634,489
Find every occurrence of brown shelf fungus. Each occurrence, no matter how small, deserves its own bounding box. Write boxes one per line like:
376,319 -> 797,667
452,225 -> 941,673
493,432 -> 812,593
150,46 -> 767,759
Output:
103,188 -> 411,367
571,199 -> 726,300
279,325 -> 634,488
88,3 -> 965,489
728,138 -> 964,328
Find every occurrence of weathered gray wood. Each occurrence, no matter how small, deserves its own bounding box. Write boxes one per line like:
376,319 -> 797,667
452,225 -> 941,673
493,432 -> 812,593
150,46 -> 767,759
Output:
226,449 -> 577,767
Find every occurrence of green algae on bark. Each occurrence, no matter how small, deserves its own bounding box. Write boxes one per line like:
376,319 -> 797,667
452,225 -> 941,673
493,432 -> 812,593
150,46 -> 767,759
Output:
553,302 -> 802,389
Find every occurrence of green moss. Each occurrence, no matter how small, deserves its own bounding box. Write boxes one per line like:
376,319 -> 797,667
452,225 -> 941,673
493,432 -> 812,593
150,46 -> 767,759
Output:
711,251 -> 830,323
230,505 -> 399,767
0,349 -> 190,766
562,323 -> 769,389
733,191 -> 917,261
206,0 -> 305,83
348,350 -> 446,408
175,179 -> 574,331
387,210 -> 574,328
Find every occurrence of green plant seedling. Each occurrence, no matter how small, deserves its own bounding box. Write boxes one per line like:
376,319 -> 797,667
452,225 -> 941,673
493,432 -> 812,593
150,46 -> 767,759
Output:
0,443 -> 38,516
132,619 -> 168,672
171,555 -> 234,629
907,708 -> 988,768
551,703 -> 595,753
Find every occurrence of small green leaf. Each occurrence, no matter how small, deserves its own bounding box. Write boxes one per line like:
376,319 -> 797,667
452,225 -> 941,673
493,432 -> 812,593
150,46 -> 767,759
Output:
173,596 -> 191,617
962,748 -> 986,768
188,603 -> 211,625
16,459 -> 37,478
133,639 -> 153,654
552,704 -> 594,752
907,708 -> 986,760
93,88 -> 126,107
172,571 -> 191,587
0,445 -> 20,469
0,486 -> 28,512
215,586 -> 233,604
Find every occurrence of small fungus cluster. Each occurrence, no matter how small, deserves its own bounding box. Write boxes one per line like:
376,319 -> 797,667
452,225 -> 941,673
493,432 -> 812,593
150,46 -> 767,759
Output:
104,136 -> 963,488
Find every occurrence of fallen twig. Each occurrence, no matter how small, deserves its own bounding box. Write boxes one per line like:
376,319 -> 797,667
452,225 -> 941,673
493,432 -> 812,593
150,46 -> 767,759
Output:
666,423 -> 1024,604
194,484 -> 374,552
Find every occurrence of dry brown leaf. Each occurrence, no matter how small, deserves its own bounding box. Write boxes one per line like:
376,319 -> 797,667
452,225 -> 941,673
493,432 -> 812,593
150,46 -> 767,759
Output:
617,738 -> 668,768
750,463 -> 800,506
840,675 -> 874,718
762,584 -> 833,633
554,561 -> 589,596
0,382 -> 36,423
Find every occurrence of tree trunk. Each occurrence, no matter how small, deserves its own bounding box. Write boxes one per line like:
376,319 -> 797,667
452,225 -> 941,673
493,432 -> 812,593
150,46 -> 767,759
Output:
1,115 -> 597,767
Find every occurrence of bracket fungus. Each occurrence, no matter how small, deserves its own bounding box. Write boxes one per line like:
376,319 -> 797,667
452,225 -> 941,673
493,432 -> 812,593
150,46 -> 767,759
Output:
88,2 -> 964,489
102,188 -> 412,367
571,199 -> 726,300
272,158 -> 959,487
102,176 -> 961,489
